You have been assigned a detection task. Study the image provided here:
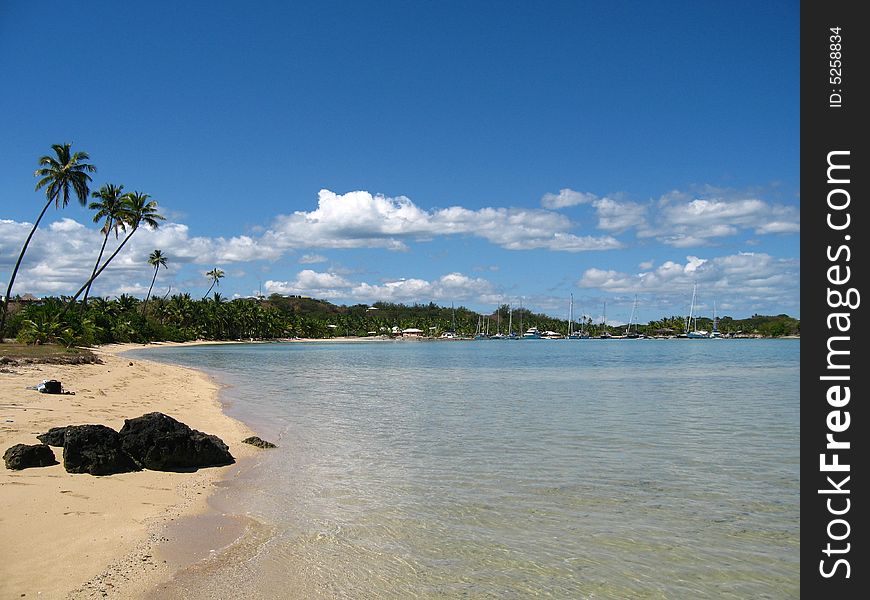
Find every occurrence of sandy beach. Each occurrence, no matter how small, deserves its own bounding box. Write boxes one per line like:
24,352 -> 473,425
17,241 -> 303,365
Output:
0,342 -> 257,599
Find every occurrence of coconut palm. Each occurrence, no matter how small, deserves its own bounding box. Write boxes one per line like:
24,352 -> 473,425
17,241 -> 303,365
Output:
81,184 -> 127,309
1,143 -> 95,337
60,192 -> 164,316
203,268 -> 224,299
142,249 -> 168,315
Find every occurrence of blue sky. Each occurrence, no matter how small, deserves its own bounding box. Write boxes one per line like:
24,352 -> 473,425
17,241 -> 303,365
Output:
0,1 -> 799,324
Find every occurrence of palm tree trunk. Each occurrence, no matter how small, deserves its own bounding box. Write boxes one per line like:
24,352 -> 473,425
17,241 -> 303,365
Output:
203,282 -> 216,300
59,226 -> 139,319
0,196 -> 54,338
142,265 -> 159,316
81,222 -> 112,311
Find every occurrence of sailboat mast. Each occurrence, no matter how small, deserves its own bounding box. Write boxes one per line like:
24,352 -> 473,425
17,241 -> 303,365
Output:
628,294 -> 638,334
713,300 -> 719,333
508,303 -> 512,334
568,293 -> 574,335
519,299 -> 523,333
687,284 -> 696,333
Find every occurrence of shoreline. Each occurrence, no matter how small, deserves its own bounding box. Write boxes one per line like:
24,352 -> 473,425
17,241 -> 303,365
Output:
0,341 -> 259,599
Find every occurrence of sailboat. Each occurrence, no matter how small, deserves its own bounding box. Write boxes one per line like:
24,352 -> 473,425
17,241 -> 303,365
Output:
599,301 -> 611,338
440,302 -> 459,339
506,303 -> 518,339
517,300 -> 541,339
567,294 -> 583,339
491,304 -> 506,339
709,300 -> 722,338
684,284 -> 709,339
625,295 -> 642,338
474,315 -> 489,340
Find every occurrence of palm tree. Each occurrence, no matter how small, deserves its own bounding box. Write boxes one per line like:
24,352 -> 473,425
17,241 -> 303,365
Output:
116,293 -> 139,313
1,143 -> 95,337
203,268 -> 224,299
81,184 -> 127,309
142,249 -> 167,315
60,191 -> 164,316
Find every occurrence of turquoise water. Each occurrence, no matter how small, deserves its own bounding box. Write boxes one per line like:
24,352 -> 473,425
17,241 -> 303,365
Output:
133,339 -> 799,599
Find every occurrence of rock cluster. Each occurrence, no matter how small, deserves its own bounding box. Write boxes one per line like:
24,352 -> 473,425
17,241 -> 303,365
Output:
3,412 -> 235,475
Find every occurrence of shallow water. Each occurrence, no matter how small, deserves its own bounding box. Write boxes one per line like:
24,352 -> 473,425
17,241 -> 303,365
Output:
133,339 -> 799,599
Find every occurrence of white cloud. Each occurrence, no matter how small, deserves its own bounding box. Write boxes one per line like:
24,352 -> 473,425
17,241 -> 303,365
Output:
299,253 -> 328,264
591,197 -> 648,232
540,189 -> 648,233
638,191 -> 800,246
264,270 -> 352,298
264,189 -> 621,253
542,186 -> 799,246
264,270 -> 499,305
351,272 -> 498,303
541,189 -> 597,209
577,251 -> 799,313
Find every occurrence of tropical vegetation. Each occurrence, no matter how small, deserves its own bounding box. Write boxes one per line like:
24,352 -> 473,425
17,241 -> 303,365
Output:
2,291 -> 799,348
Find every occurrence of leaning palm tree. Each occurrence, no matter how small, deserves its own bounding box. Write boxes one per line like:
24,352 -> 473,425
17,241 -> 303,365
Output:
203,268 -> 225,299
60,191 -> 164,317
0,143 -> 95,337
142,249 -> 168,315
81,184 -> 127,309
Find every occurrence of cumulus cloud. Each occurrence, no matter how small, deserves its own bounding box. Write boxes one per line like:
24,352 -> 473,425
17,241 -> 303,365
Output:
577,251 -> 799,313
351,272 -> 499,303
542,186 -> 798,245
591,197 -> 648,232
265,270 -> 499,304
540,189 -> 648,233
638,190 -> 800,246
541,189 -> 597,209
264,270 -> 352,298
263,189 -> 622,253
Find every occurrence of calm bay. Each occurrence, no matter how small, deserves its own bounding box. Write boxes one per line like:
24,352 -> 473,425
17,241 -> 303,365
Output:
131,338 -> 799,599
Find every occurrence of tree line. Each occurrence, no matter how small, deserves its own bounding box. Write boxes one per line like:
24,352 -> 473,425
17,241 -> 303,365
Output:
4,291 -> 799,347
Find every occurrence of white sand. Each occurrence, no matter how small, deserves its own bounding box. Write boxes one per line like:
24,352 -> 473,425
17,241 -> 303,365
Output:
0,343 -> 257,598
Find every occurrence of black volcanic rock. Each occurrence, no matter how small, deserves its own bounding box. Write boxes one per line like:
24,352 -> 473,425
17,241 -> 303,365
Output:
63,424 -> 141,475
3,443 -> 58,469
118,412 -> 234,471
242,436 -> 277,449
37,426 -> 68,447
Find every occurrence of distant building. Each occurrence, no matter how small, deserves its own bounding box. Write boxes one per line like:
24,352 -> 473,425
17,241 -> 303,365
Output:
401,328 -> 423,338
5,293 -> 40,303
